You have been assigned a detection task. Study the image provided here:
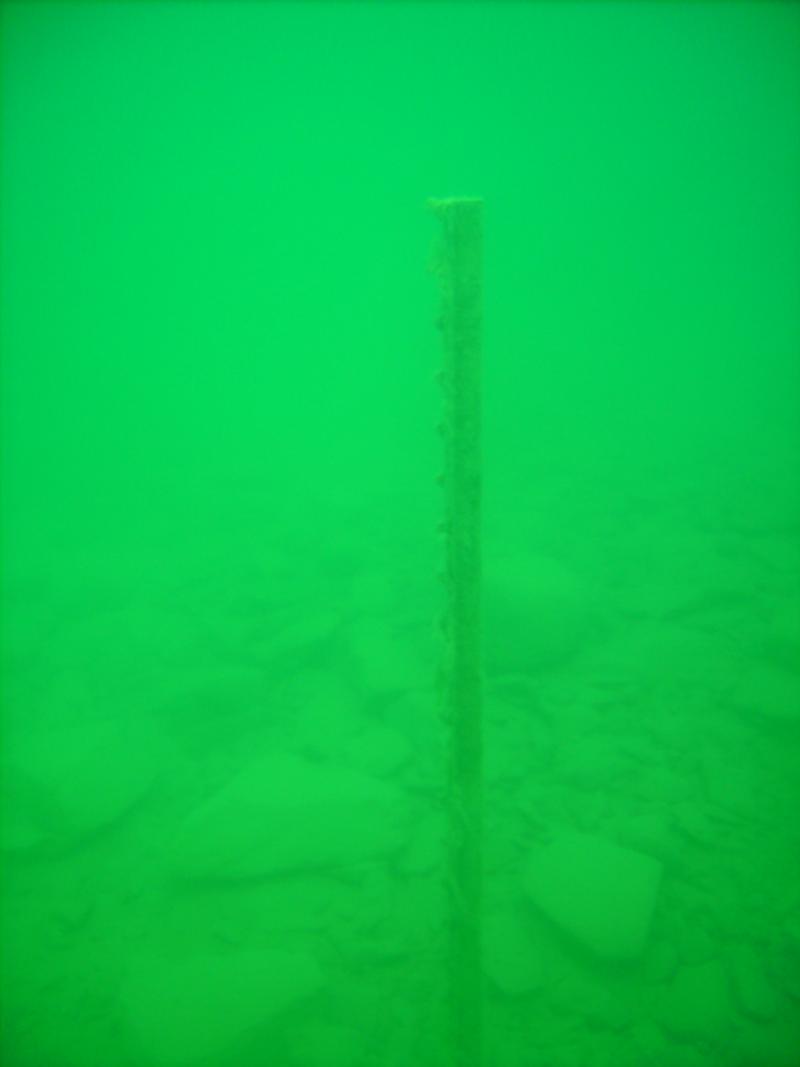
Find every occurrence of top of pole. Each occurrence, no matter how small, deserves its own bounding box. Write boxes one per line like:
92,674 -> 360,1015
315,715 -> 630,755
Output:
428,197 -> 484,211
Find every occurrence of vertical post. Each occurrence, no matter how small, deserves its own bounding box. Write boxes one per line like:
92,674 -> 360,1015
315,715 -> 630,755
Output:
429,196 -> 484,1067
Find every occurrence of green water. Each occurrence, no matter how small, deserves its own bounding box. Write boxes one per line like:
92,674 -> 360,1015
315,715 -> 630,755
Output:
2,2 -> 799,1065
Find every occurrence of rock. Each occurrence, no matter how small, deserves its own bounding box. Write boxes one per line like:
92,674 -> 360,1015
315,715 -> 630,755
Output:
644,937 -> 681,985
340,724 -> 412,778
341,879 -> 433,965
522,830 -> 662,960
287,1022 -> 366,1067
735,1013 -> 800,1067
563,790 -> 607,834
725,662 -> 800,729
631,1024 -> 708,1067
671,800 -> 717,845
547,943 -> 642,1030
786,912 -> 800,954
347,617 -> 431,695
702,752 -> 759,817
348,566 -> 399,614
488,673 -> 544,715
760,597 -> 800,672
631,764 -> 692,805
215,875 -> 347,941
484,910 -> 545,995
48,605 -> 206,693
0,802 -> 48,852
485,552 -> 595,673
380,689 -> 446,793
578,623 -> 738,695
729,942 -> 778,1021
676,915 -> 717,967
156,667 -> 267,724
154,667 -> 276,754
169,751 -> 413,880
767,915 -> 800,1001
257,608 -> 344,668
396,812 -> 444,876
614,810 -> 678,866
656,959 -> 731,1042
122,947 -> 323,1067
629,1021 -> 672,1064
486,719 -> 538,784
556,735 -> 630,790
2,718 -> 160,854
273,669 -> 367,745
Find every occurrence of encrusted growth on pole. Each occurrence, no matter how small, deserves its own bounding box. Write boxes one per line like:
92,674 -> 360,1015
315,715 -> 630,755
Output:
429,196 -> 484,1067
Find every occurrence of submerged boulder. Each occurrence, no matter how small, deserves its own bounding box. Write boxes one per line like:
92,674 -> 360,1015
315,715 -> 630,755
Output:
169,750 -> 414,880
122,946 -> 323,1067
522,829 -> 662,961
2,717 -> 161,855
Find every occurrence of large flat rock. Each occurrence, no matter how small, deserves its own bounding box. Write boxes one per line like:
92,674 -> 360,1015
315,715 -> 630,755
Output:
122,947 -> 323,1067
169,750 -> 413,879
522,830 -> 662,960
2,717 -> 161,854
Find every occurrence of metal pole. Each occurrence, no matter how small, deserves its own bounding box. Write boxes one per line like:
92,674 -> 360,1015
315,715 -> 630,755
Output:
429,196 -> 484,1067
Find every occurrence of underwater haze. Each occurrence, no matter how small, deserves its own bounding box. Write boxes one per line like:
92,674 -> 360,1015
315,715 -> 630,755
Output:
2,2 -> 799,1066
